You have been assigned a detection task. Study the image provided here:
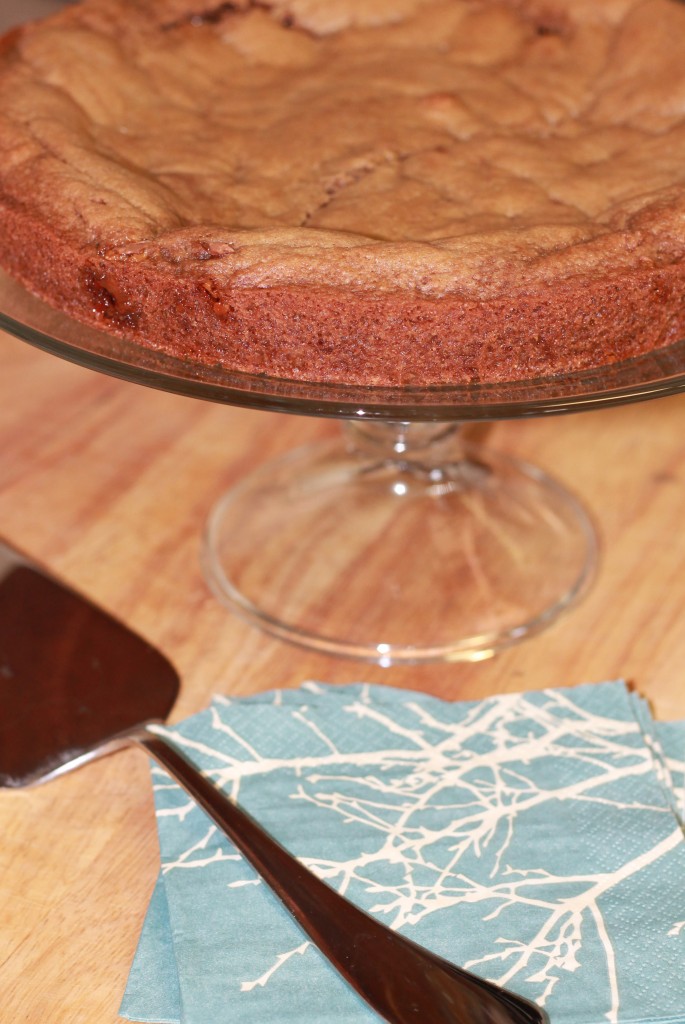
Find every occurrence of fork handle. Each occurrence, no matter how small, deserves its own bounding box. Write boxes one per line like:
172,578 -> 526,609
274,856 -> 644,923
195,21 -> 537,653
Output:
135,727 -> 545,1024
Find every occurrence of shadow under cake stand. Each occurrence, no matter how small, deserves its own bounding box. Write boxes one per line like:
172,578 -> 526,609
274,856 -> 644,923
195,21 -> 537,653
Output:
3,267 -> 685,665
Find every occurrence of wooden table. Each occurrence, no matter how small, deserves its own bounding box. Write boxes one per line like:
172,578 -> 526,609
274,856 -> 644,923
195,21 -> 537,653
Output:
1,326 -> 685,1021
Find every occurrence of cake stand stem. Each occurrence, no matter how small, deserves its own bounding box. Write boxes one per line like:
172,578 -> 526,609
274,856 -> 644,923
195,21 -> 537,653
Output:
202,419 -> 597,665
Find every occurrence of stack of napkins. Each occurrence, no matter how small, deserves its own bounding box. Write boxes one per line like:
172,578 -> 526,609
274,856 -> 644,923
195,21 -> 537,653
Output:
120,681 -> 685,1024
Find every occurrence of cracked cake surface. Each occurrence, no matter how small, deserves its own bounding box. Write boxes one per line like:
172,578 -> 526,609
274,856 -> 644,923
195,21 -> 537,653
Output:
0,0 -> 685,385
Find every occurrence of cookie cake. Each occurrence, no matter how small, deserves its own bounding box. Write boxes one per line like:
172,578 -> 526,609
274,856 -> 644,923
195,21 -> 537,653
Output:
0,0 -> 684,386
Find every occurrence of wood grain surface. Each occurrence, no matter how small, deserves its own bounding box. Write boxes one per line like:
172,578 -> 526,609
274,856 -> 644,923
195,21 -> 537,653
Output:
1,327 -> 685,1022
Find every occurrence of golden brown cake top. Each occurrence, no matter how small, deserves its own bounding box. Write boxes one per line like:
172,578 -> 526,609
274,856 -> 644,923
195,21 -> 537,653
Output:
2,0 -> 685,299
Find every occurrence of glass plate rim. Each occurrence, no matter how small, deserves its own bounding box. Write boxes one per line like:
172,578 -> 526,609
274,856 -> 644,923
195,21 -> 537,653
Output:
2,268 -> 685,422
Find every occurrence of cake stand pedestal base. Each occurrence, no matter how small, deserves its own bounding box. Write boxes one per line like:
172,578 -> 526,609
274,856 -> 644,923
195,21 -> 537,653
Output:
202,421 -> 597,665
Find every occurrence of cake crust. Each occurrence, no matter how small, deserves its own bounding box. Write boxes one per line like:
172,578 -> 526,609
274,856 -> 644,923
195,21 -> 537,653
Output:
1,0 -> 685,385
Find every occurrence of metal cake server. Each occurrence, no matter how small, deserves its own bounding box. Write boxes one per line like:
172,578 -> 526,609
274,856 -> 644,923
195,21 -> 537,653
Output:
0,539 -> 545,1024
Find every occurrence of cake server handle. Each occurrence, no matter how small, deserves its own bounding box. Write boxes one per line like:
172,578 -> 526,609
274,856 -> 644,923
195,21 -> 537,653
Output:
136,727 -> 546,1024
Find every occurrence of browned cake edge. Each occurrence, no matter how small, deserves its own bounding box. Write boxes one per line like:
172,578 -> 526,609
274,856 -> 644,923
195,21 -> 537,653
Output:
2,191 -> 685,386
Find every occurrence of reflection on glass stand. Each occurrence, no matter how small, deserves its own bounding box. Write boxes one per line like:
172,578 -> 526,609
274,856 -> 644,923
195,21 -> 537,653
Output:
3,267 -> 685,664
204,419 -> 595,664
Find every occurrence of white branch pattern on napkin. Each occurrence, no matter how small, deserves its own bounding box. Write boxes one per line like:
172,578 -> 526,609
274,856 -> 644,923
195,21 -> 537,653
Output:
123,682 -> 685,1024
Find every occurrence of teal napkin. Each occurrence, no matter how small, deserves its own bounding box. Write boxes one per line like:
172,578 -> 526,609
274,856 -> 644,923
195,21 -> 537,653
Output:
120,681 -> 685,1024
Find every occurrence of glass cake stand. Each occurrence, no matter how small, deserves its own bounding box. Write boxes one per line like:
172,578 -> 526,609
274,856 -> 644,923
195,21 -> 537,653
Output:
3,268 -> 685,664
